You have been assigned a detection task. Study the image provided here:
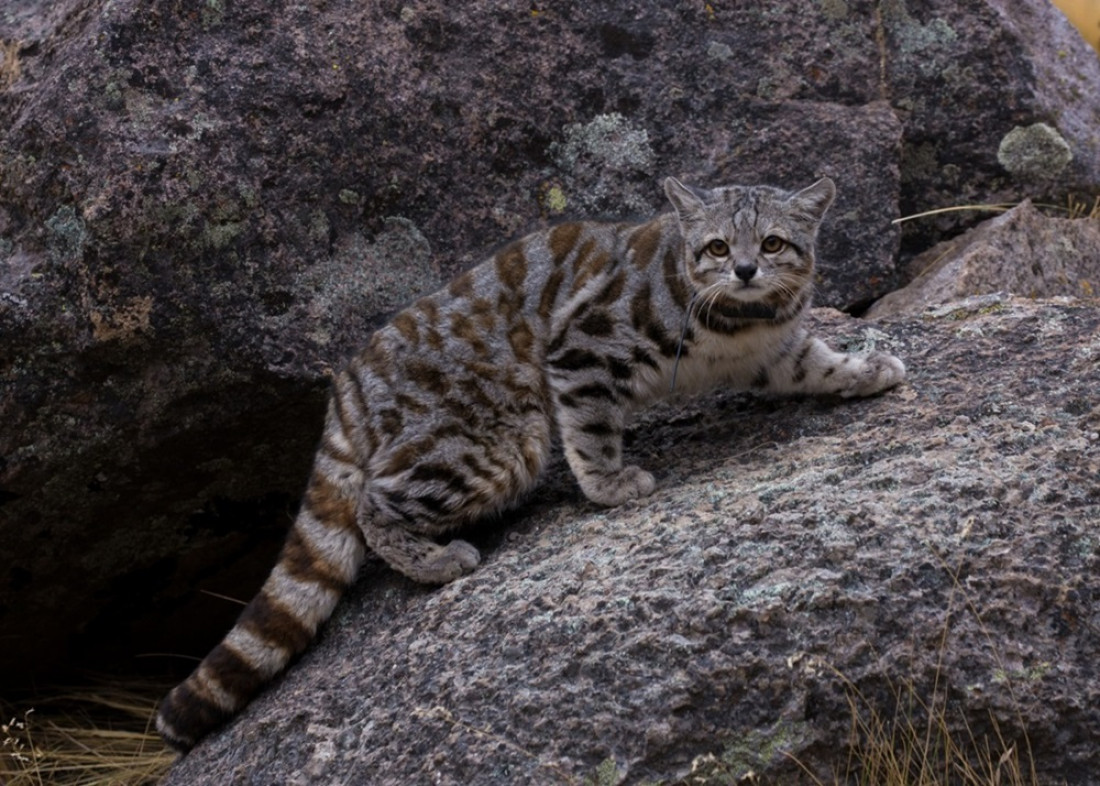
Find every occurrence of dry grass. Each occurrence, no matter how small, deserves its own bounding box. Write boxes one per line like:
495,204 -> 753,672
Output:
0,39 -> 21,89
0,684 -> 175,786
802,672 -> 1038,786
790,552 -> 1043,786
894,192 -> 1100,225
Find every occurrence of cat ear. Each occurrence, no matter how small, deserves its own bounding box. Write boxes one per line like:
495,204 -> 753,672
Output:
664,177 -> 707,224
788,177 -> 836,224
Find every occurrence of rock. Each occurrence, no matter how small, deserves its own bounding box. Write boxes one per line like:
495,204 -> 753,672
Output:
2,0 -> 1099,686
892,0 -> 1100,255
866,204 -> 1100,318
161,299 -> 1100,785
997,122 -> 1076,180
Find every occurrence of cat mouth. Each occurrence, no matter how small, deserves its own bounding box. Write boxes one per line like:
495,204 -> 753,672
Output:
725,279 -> 770,300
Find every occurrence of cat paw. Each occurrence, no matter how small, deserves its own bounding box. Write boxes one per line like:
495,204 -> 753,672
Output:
843,351 -> 906,397
411,539 -> 481,584
580,465 -> 656,507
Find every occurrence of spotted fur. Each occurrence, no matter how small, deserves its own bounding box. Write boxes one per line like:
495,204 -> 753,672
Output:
156,176 -> 905,750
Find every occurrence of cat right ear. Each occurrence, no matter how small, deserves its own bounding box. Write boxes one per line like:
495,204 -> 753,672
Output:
664,177 -> 707,225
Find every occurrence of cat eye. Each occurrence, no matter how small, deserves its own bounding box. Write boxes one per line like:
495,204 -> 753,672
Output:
761,235 -> 786,254
705,238 -> 730,257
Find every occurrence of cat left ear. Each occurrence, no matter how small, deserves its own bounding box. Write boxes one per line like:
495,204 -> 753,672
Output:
789,177 -> 836,224
664,177 -> 707,224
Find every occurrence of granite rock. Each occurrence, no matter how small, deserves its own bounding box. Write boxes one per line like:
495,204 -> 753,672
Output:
867,204 -> 1100,317
161,298 -> 1100,785
1,0 -> 1099,687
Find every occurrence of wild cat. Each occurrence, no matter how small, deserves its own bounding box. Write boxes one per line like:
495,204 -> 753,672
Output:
156,176 -> 905,750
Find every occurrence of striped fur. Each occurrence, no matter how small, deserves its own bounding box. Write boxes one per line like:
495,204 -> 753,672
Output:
156,177 -> 905,751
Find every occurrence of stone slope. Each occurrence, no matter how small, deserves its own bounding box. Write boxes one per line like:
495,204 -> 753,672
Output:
2,0 -> 1099,691
162,299 -> 1100,785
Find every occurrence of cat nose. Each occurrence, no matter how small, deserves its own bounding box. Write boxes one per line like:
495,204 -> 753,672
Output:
734,261 -> 758,282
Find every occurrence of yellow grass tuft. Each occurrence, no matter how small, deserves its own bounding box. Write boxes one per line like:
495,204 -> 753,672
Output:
1,683 -> 176,786
790,551 -> 1043,786
799,670 -> 1039,786
0,39 -> 21,89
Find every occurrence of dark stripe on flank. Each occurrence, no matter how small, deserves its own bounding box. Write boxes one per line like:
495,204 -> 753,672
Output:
628,219 -> 663,270
565,383 -> 617,402
632,347 -> 659,369
495,244 -> 528,291
578,310 -> 615,337
549,347 -> 606,372
752,366 -> 770,389
594,270 -> 626,306
409,463 -> 474,496
538,267 -> 566,320
646,320 -> 681,358
662,249 -> 691,309
580,421 -> 617,436
406,359 -> 451,395
606,356 -> 632,380
508,320 -> 536,363
548,222 -> 583,262
392,311 -> 421,345
412,493 -> 451,516
448,270 -> 475,298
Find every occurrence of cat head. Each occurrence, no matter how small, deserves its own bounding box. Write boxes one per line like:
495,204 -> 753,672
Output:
663,177 -> 835,321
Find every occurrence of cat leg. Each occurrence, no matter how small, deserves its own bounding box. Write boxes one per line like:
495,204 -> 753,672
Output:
556,399 -> 656,507
361,521 -> 480,584
357,499 -> 480,584
764,329 -> 906,398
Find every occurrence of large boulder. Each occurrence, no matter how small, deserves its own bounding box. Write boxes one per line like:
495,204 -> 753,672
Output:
867,202 -> 1100,317
2,0 -> 1099,686
161,298 -> 1100,785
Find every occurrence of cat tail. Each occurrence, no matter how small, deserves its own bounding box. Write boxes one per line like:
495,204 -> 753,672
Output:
156,454 -> 367,752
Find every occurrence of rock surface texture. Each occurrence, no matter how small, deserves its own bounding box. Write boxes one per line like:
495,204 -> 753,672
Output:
867,201 -> 1100,317
1,0 -> 1099,704
161,299 -> 1100,785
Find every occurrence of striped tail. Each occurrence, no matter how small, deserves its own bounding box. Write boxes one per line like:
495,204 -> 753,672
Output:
156,464 -> 367,752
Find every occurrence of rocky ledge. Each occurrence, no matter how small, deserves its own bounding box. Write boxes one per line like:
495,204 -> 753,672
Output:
163,295 -> 1100,785
3,0 -> 1100,684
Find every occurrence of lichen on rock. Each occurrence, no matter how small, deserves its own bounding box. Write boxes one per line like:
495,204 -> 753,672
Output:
997,122 -> 1075,179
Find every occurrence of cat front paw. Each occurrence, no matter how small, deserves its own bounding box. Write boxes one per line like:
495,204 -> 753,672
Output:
843,351 -> 906,398
580,465 -> 656,507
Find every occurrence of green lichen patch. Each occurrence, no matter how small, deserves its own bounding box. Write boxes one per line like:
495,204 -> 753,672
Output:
882,0 -> 958,56
818,0 -> 849,22
295,217 -> 440,347
676,720 -> 812,784
550,113 -> 654,174
45,205 -> 89,263
538,182 -> 568,215
997,122 -> 1075,180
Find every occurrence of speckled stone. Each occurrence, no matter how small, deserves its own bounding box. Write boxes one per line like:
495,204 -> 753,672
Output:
867,203 -> 1100,317
1,0 -> 1098,694
163,298 -> 1100,785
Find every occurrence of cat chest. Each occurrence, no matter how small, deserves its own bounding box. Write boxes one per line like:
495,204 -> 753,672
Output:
655,322 -> 797,396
